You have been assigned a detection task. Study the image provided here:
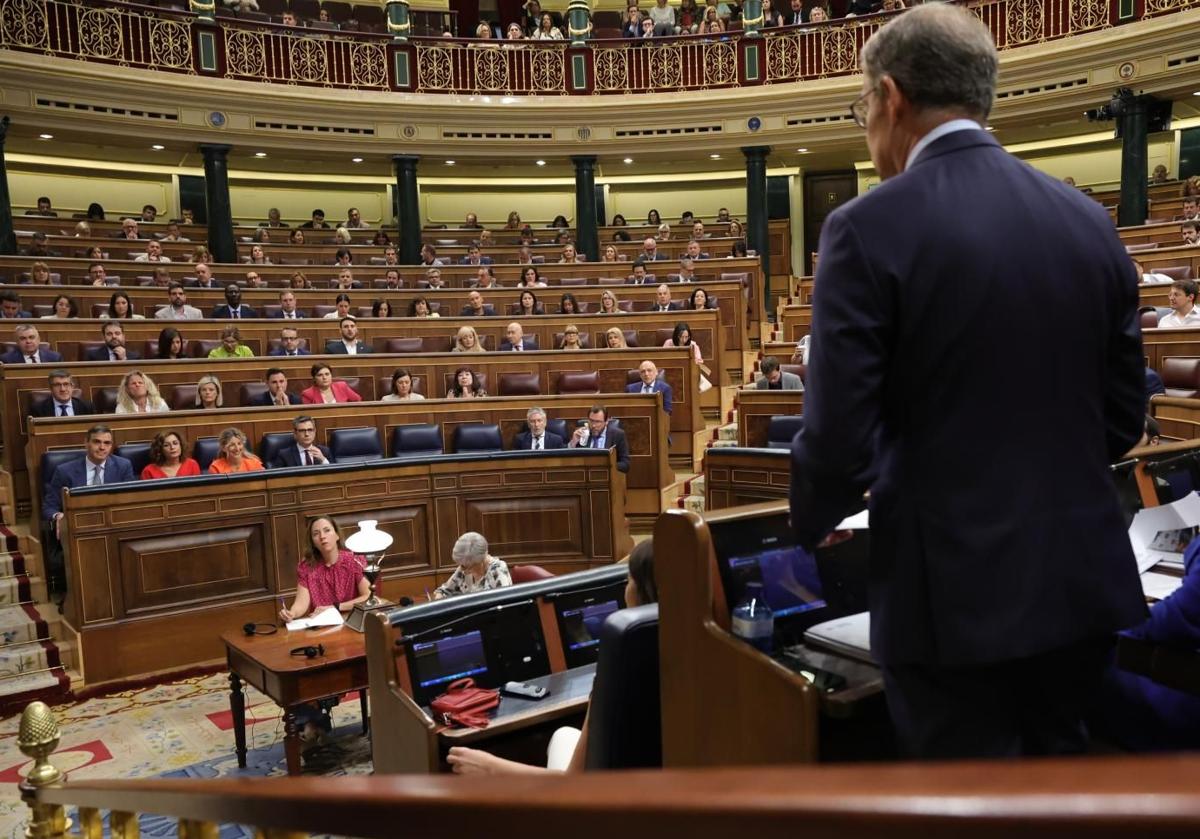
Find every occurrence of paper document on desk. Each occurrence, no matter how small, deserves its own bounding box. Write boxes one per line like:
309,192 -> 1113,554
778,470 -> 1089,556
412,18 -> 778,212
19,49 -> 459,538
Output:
1140,571 -> 1185,602
835,509 -> 869,530
804,611 -> 873,664
1127,493 -> 1200,573
286,608 -> 344,631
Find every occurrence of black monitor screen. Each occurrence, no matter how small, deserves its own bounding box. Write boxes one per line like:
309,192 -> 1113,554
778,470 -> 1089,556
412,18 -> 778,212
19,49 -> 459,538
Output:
726,546 -> 826,619
552,580 -> 628,669
561,600 -> 619,651
410,629 -> 489,693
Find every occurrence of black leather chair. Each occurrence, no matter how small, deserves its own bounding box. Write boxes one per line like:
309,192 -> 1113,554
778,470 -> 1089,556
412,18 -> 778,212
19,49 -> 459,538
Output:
329,427 -> 383,464
193,437 -> 221,471
585,604 -> 661,770
115,442 -> 152,478
498,372 -> 541,396
259,432 -> 295,468
767,415 -> 804,449
1162,357 -> 1200,399
169,384 -> 198,411
557,370 -> 600,393
453,424 -> 503,453
547,418 -> 570,442
390,423 -> 443,457
93,387 -> 119,414
40,448 -> 85,504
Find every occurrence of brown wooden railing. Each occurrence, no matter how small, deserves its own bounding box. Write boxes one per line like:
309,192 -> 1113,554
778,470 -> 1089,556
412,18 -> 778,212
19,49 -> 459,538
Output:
0,0 -> 1178,96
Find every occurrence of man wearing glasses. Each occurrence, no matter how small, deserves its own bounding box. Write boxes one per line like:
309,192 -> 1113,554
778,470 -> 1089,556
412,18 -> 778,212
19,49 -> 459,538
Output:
269,327 -> 309,357
790,6 -> 1144,761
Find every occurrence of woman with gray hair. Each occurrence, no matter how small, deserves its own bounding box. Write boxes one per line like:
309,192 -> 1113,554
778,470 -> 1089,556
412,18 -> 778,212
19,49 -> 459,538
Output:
432,532 -> 512,599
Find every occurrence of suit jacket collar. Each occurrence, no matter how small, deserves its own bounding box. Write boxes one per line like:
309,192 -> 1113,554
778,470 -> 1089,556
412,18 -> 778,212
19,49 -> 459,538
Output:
908,127 -> 999,170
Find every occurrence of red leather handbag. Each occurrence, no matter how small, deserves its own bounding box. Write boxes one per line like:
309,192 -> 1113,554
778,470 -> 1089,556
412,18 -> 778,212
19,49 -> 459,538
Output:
429,678 -> 500,728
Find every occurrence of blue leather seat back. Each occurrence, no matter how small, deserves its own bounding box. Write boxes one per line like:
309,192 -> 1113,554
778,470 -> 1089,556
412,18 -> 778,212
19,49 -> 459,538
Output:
547,418 -> 570,442
259,432 -> 295,467
193,437 -> 221,471
115,442 -> 152,478
41,448 -> 85,502
585,604 -> 661,770
329,427 -> 383,465
453,424 -> 503,453
391,423 -> 443,457
767,415 -> 804,449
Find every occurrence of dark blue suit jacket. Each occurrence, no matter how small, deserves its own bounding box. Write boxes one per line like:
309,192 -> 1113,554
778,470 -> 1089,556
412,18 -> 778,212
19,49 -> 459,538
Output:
210,304 -> 259,319
267,347 -> 310,357
1,348 -> 64,365
789,129 -> 1146,668
512,431 -> 565,450
270,310 -> 308,319
44,455 -> 135,520
270,443 -> 332,469
249,391 -> 301,406
627,379 -> 673,415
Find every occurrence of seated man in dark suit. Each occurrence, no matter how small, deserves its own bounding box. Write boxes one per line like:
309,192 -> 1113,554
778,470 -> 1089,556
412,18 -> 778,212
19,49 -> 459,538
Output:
252,368 -> 302,406
185,262 -> 220,289
43,424 -> 135,590
652,284 -> 681,312
684,239 -> 710,261
459,245 -> 494,266
629,262 -> 655,285
83,320 -> 142,362
270,415 -> 331,468
210,283 -> 258,319
512,407 -> 565,451
511,408 -> 566,453
567,404 -> 630,473
20,232 -> 60,258
299,209 -> 331,229
272,290 -> 307,320
27,196 -> 56,217
31,370 -> 96,418
461,290 -> 495,317
268,326 -> 310,357
112,218 -> 143,240
325,317 -> 372,354
499,321 -> 536,352
0,291 -> 32,319
754,356 -> 804,390
1,324 -> 63,365
626,359 -> 673,414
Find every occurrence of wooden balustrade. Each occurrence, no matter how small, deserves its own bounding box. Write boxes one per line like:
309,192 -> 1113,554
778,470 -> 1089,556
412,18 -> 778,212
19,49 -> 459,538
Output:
58,449 -> 627,684
15,356 -> 685,523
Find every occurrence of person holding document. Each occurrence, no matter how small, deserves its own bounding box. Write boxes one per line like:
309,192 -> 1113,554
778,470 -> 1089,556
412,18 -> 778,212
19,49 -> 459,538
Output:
788,5 -> 1146,759
279,516 -> 370,622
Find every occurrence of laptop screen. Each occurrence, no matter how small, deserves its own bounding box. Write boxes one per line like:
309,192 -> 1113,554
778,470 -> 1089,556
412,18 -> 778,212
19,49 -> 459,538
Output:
552,578 -> 627,669
410,629 -> 489,695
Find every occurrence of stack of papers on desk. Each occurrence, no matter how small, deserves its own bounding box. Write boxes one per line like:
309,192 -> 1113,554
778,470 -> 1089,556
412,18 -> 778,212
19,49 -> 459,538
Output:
285,608 -> 344,631
804,611 -> 873,664
1140,572 -> 1185,602
1127,493 -> 1200,573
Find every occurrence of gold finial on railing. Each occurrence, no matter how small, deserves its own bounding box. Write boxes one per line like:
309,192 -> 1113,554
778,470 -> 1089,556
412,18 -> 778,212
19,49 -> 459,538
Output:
19,701 -> 69,839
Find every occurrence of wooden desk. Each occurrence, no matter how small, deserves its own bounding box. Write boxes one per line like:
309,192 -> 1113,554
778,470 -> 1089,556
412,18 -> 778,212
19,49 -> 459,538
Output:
703,447 -> 791,510
433,664 -> 594,746
736,389 -> 804,448
221,625 -> 369,776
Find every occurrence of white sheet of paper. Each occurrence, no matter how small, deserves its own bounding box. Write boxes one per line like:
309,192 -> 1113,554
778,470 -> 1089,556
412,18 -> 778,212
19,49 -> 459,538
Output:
286,607 -> 344,631
836,509 -> 870,530
1140,571 -> 1185,601
1127,493 -> 1200,573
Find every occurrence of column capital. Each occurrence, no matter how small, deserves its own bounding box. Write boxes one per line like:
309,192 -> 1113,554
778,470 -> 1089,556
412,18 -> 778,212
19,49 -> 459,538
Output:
570,155 -> 598,166
741,145 -> 772,160
392,154 -> 420,166
198,143 -> 232,157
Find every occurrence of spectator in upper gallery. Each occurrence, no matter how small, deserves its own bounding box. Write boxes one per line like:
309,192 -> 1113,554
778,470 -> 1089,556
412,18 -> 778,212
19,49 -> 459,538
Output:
345,207 -> 370,229
181,209 -> 195,223
269,326 -> 309,357
692,220 -> 708,240
685,238 -> 710,260
506,21 -> 525,39
648,0 -> 676,34
26,196 -> 56,217
1160,280 -> 1200,328
84,321 -> 142,362
420,243 -> 445,266
159,220 -> 190,242
640,236 -> 665,261
460,245 -> 493,266
461,290 -> 495,317
638,16 -> 655,37
717,207 -> 731,222
621,4 -> 643,37
333,228 -> 353,246
135,240 -> 171,263
323,293 -> 353,320
260,207 -> 289,227
113,218 -> 143,240
627,359 -> 673,414
140,204 -> 158,223
761,0 -> 784,27
475,21 -> 492,37
453,325 -> 486,353
208,325 -> 254,359
31,370 -> 95,418
86,202 -> 106,220
271,415 -> 331,468
154,283 -> 203,320
1182,219 -> 1199,246
463,212 -> 483,229
21,232 -> 58,258
301,362 -> 363,405
808,5 -> 829,22
208,427 -> 265,474
1,324 -> 63,365
211,283 -> 258,319
755,355 -> 804,390
115,370 -> 170,414
1150,164 -> 1170,185
0,291 -> 32,319
326,316 -> 372,355
254,368 -> 303,406
699,7 -> 725,33
679,0 -> 701,32
532,11 -> 564,38
299,209 -> 331,229
522,0 -> 543,33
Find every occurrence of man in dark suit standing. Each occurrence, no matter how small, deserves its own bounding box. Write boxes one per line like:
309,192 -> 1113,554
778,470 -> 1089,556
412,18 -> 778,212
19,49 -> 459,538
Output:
269,415 -> 331,468
83,321 -> 142,362
512,407 -> 565,451
2,325 -> 63,365
210,284 -> 258,319
251,368 -> 302,406
268,327 -> 310,357
788,6 -> 1145,760
43,425 -> 134,591
627,359 -> 673,415
568,405 -> 630,473
31,371 -> 95,418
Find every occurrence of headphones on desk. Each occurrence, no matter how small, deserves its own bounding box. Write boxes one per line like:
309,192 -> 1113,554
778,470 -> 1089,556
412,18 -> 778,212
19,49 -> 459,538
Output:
243,622 -> 278,637
290,643 -> 326,659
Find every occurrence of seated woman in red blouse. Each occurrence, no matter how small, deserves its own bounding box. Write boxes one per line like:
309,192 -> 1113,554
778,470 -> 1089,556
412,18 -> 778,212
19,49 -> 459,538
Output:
279,515 -> 371,622
300,362 -> 363,405
141,430 -> 202,480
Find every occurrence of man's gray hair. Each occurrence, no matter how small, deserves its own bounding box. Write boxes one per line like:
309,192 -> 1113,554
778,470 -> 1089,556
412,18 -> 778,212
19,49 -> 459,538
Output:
860,5 -> 998,120
452,531 -> 489,566
526,406 -> 547,420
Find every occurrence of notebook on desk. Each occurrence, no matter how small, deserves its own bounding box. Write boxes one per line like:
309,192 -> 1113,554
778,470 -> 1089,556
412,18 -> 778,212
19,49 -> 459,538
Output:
803,611 -> 874,665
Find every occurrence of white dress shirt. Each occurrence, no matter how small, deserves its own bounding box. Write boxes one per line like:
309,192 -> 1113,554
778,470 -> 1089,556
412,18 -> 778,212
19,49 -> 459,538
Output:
1159,307 -> 1200,328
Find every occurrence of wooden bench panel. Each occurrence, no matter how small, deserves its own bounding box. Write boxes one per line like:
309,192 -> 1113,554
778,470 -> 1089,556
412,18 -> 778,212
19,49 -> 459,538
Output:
735,389 -> 805,448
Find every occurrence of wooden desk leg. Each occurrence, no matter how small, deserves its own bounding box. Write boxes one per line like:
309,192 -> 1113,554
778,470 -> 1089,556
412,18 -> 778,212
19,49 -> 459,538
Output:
282,708 -> 303,776
229,672 -> 247,769
360,689 -> 369,736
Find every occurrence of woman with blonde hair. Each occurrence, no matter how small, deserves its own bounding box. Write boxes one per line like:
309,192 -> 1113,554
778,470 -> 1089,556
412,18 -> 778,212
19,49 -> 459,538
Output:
189,245 -> 213,264
207,427 -> 265,474
333,227 -> 353,244
195,375 -> 224,409
598,289 -> 620,315
115,370 -> 170,414
453,325 -> 486,353
208,325 -> 254,358
560,325 -> 584,351
656,223 -> 671,241
604,327 -> 628,349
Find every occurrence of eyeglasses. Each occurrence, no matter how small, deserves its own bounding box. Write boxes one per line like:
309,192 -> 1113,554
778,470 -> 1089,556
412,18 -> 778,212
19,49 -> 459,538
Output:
850,86 -> 878,129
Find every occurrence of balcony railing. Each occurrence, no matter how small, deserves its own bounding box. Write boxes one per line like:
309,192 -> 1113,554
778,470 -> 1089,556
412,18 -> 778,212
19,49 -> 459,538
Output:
0,0 -> 1179,95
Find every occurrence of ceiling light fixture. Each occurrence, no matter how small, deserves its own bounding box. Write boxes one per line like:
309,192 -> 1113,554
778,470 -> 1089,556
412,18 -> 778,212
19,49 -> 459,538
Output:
623,157 -> 633,164
796,148 -> 809,153
351,157 -> 363,163
38,133 -> 53,140
151,144 -> 165,151
536,160 -> 546,166
709,153 -> 721,160
254,151 -> 267,158
445,160 -> 456,165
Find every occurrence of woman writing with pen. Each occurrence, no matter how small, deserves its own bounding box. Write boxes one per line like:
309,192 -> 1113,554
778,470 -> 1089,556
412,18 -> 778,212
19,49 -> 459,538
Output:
279,515 -> 371,622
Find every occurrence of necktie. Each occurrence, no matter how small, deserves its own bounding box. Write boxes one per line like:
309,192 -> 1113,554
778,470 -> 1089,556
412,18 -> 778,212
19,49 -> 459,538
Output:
303,450 -> 310,466
643,385 -> 651,394
591,436 -> 600,449
514,345 -> 521,351
26,355 -> 36,364
231,309 -> 239,318
534,437 -> 542,450
90,464 -> 102,486
58,403 -> 68,417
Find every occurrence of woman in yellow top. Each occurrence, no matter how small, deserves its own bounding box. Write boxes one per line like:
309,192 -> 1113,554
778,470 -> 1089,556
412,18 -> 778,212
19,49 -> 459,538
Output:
207,427 -> 265,474
208,326 -> 254,359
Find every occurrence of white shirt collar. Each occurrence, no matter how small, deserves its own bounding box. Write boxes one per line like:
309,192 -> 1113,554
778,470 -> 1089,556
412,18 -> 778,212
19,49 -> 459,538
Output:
905,119 -> 984,171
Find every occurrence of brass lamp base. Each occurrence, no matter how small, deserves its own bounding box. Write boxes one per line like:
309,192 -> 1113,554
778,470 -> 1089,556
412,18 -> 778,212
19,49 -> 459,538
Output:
345,597 -> 391,632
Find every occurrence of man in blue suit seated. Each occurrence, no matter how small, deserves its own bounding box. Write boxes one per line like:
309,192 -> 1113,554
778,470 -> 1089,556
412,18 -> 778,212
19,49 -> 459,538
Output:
0,291 -> 32,320
210,284 -> 258,319
43,425 -> 134,590
272,291 -> 308,320
1,324 -> 63,365
459,245 -> 493,266
788,6 -> 1146,760
250,368 -> 302,406
269,415 -> 331,467
1089,535 -> 1200,751
627,359 -> 673,415
267,327 -> 309,357
568,405 -> 630,473
499,322 -> 537,352
511,407 -> 565,451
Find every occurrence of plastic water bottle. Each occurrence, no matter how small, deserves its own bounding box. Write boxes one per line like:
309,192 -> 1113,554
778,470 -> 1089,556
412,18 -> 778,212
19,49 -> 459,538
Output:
731,582 -> 774,653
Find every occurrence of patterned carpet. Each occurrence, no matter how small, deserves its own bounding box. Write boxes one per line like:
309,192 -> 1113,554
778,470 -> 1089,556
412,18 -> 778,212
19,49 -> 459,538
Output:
0,672 -> 372,838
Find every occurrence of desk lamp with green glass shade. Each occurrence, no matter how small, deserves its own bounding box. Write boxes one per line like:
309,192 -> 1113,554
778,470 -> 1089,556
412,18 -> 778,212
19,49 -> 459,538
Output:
345,519 -> 393,632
